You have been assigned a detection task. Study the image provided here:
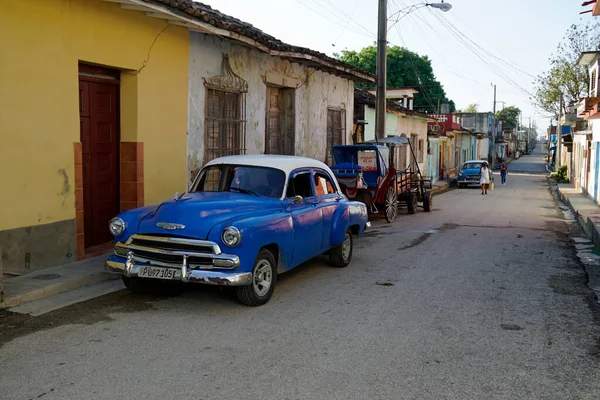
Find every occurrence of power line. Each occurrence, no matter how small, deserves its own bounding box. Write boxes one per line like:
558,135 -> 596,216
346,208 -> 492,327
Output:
312,0 -> 375,37
332,0 -> 361,47
295,0 -> 375,39
427,9 -> 535,99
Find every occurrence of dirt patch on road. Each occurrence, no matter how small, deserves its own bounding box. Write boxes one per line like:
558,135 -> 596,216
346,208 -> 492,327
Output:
0,291 -> 158,348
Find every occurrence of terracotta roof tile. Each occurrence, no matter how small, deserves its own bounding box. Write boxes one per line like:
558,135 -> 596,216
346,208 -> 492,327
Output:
146,0 -> 375,82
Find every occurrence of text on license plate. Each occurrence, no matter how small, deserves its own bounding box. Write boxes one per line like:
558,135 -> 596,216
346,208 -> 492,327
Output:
138,266 -> 177,280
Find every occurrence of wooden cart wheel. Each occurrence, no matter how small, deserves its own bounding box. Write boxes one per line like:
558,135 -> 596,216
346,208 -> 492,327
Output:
423,192 -> 432,212
384,185 -> 398,223
407,192 -> 417,214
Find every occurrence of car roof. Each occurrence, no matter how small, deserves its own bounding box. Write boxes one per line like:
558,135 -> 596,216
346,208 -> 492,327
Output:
464,160 -> 487,164
205,154 -> 333,176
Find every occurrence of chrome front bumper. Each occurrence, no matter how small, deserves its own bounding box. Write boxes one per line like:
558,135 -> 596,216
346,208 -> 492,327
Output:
105,259 -> 252,286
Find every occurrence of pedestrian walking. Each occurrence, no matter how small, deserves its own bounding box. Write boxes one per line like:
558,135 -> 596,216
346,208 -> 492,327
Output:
500,161 -> 508,185
480,161 -> 492,195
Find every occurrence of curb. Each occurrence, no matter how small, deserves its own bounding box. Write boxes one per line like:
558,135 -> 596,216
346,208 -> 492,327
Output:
556,185 -> 600,250
431,182 -> 451,196
0,271 -> 118,309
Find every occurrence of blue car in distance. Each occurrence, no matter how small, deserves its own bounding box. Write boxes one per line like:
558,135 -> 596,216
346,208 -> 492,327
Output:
457,160 -> 487,188
105,155 -> 370,306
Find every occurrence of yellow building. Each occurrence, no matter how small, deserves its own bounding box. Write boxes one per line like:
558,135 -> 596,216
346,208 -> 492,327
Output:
0,0 -> 189,274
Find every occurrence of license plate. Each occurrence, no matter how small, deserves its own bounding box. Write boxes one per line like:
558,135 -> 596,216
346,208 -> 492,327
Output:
138,266 -> 177,280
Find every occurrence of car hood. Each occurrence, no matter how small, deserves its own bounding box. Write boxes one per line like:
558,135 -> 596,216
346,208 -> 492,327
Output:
137,192 -> 283,239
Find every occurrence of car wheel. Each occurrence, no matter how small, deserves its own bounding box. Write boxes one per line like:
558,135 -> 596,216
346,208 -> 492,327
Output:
407,192 -> 417,214
384,185 -> 398,223
236,249 -> 277,306
122,276 -> 183,296
329,229 -> 353,268
423,192 -> 433,212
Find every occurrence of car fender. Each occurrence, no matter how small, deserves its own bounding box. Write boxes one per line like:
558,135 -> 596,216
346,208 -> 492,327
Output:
113,205 -> 158,243
207,212 -> 294,273
329,201 -> 367,247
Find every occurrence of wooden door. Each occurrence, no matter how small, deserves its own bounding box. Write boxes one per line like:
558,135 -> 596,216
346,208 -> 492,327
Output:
266,87 -> 281,154
281,89 -> 295,155
439,143 -> 444,178
266,87 -> 295,155
79,77 -> 120,247
326,109 -> 345,164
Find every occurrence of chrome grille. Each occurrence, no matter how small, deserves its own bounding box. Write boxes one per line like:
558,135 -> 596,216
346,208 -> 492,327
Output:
114,235 -> 238,269
129,235 -> 218,254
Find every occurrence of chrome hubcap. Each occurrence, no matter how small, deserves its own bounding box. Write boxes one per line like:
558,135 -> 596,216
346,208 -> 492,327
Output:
253,260 -> 272,297
342,233 -> 352,261
385,188 -> 397,220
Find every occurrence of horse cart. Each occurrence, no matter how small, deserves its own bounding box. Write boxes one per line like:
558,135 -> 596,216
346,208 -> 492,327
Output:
329,136 -> 433,223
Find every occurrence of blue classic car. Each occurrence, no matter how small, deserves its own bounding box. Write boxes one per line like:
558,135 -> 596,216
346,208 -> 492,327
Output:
105,155 -> 370,306
457,160 -> 487,188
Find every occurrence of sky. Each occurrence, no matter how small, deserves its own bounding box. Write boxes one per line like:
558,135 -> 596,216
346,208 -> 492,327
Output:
205,0 -> 592,137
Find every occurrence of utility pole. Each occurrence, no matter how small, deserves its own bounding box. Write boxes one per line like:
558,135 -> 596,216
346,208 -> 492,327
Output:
492,84 -> 496,167
525,117 -> 531,153
557,94 -> 563,167
375,0 -> 387,140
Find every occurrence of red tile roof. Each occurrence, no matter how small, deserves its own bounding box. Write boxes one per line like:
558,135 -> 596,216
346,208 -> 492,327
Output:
146,0 -> 375,82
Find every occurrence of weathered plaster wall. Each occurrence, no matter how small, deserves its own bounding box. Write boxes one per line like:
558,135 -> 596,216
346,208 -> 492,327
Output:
363,108 -> 428,174
188,33 -> 354,184
398,116 -> 429,175
364,107 -> 398,140
477,137 -> 490,161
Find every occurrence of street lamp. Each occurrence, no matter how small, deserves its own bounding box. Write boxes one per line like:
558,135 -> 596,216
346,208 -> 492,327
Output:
428,2 -> 452,12
388,2 -> 452,31
376,1 -> 453,140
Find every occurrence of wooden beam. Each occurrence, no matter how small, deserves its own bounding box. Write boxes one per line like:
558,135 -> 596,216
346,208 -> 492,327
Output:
146,11 -> 174,20
121,4 -> 152,11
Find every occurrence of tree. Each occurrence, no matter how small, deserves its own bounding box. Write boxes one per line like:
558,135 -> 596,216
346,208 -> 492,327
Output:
496,106 -> 521,128
458,103 -> 478,113
335,45 -> 455,113
533,21 -> 600,116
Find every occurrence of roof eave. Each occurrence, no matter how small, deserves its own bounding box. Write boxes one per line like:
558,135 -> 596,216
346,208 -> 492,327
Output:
106,0 -> 374,83
576,51 -> 599,66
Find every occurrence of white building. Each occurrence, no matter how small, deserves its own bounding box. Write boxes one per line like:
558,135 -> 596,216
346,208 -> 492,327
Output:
186,20 -> 373,183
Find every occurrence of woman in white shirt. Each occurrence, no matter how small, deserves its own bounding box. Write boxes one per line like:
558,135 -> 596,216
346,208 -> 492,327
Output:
480,161 -> 492,195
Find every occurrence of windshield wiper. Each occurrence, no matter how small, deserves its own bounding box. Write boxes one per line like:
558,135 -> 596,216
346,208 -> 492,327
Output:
229,187 -> 260,197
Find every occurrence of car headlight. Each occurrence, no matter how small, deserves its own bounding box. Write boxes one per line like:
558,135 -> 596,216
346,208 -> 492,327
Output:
222,226 -> 242,247
458,172 -> 464,177
109,217 -> 126,237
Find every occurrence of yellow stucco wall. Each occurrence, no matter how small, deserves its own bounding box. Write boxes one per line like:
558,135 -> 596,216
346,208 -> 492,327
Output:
0,0 -> 189,231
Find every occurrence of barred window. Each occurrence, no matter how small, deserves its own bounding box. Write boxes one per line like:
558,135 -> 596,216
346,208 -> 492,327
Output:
205,89 -> 246,163
203,55 -> 248,164
418,139 -> 424,163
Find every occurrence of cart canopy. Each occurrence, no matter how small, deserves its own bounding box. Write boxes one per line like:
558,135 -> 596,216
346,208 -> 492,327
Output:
362,136 -> 410,147
331,144 -> 389,188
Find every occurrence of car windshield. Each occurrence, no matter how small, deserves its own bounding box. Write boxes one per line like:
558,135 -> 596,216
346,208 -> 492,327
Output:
463,162 -> 483,170
192,164 -> 285,198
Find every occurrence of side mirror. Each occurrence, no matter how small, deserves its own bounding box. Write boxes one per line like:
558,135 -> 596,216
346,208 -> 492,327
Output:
293,195 -> 303,205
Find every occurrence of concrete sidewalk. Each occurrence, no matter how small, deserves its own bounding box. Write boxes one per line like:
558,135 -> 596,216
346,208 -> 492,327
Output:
556,182 -> 600,298
1,254 -> 121,315
557,183 -> 600,247
431,180 -> 451,195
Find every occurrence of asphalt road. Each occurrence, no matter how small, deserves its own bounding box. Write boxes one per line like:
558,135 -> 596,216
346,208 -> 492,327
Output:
2,146 -> 600,400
